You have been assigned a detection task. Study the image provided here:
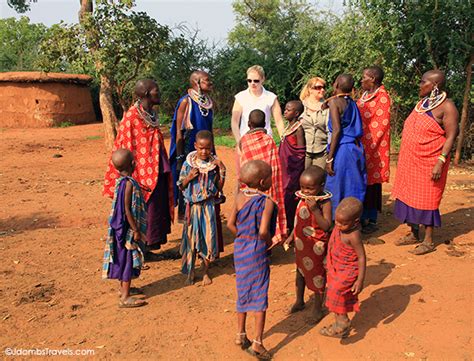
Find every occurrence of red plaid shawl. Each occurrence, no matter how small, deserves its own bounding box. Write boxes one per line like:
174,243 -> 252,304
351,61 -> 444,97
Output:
357,86 -> 391,185
240,130 -> 287,239
103,105 -> 174,221
325,226 -> 360,314
392,110 -> 449,210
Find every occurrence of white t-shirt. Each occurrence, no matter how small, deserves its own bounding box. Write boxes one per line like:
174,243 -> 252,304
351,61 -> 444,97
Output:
235,87 -> 277,137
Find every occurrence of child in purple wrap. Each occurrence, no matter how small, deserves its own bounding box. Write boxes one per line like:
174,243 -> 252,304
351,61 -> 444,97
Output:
102,149 -> 147,308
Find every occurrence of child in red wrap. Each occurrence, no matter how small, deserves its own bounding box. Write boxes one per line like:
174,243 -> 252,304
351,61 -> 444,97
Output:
284,165 -> 332,324
320,197 -> 366,338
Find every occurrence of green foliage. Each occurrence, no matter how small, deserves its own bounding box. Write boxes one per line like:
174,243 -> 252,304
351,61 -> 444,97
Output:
214,135 -> 236,148
7,0 -> 35,13
55,121 -> 75,128
0,17 -> 47,71
36,1 -> 171,112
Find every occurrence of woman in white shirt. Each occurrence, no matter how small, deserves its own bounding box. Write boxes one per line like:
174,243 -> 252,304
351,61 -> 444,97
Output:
231,65 -> 284,142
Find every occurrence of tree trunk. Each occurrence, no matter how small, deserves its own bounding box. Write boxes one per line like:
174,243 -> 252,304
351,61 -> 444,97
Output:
100,75 -> 119,151
78,0 -> 93,22
454,54 -> 473,165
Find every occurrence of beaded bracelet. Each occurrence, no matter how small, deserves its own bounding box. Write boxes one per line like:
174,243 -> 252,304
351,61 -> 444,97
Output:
325,157 -> 334,164
438,155 -> 446,163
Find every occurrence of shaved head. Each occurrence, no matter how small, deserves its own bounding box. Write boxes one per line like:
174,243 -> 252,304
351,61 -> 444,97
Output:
240,160 -> 272,188
135,79 -> 158,98
190,70 -> 209,87
365,66 -> 384,85
248,109 -> 266,129
423,70 -> 446,89
111,148 -> 134,172
300,165 -> 326,186
336,197 -> 363,221
287,100 -> 304,115
336,74 -> 355,93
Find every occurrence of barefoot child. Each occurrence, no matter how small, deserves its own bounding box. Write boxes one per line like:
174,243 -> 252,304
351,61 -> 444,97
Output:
320,197 -> 366,338
279,100 -> 306,231
239,109 -> 287,241
178,130 -> 226,285
227,160 -> 277,360
284,165 -> 332,323
102,149 -> 147,308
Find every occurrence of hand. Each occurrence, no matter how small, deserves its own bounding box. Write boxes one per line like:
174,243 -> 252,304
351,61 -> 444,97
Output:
306,199 -> 319,212
431,161 -> 443,181
133,230 -> 141,242
351,279 -> 363,295
187,168 -> 199,182
326,161 -> 335,176
213,158 -> 225,170
259,230 -> 272,245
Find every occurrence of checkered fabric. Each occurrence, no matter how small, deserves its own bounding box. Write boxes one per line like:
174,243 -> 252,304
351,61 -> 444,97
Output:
392,110 -> 449,210
240,130 -> 287,239
103,105 -> 174,220
325,226 -> 360,314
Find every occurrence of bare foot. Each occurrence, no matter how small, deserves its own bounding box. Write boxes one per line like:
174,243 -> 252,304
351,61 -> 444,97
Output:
184,270 -> 195,286
289,301 -> 305,314
202,273 -> 213,286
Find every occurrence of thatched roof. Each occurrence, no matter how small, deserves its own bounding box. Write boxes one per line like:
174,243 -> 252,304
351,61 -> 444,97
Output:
0,72 -> 93,85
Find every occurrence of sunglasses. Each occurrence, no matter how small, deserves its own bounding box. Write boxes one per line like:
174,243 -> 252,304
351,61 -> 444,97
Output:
247,79 -> 260,84
311,85 -> 325,90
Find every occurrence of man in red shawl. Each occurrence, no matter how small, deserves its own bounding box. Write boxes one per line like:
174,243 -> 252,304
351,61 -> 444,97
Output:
103,79 -> 174,254
357,66 -> 391,234
239,109 -> 287,241
392,70 -> 459,255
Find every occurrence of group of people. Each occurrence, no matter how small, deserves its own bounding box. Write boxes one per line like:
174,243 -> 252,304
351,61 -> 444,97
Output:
100,64 -> 459,359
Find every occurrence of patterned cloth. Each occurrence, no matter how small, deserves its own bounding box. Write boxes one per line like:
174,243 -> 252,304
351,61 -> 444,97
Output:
325,226 -> 360,314
169,94 -> 213,204
294,199 -> 329,293
240,129 -> 287,239
102,177 -> 146,280
178,155 -> 219,274
326,96 -> 367,218
392,110 -> 449,210
234,194 -> 277,312
279,129 -> 305,231
357,86 -> 391,185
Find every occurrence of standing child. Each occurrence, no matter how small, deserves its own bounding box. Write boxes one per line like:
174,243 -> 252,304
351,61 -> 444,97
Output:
227,160 -> 277,360
102,149 -> 147,308
284,166 -> 332,323
239,109 -> 287,241
320,197 -> 366,338
178,130 -> 226,286
279,100 -> 306,231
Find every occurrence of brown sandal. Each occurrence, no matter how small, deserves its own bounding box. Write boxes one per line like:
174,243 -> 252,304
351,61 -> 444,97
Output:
118,296 -> 147,308
394,233 -> 420,246
246,340 -> 272,360
409,242 -> 435,255
235,332 -> 251,350
319,323 -> 350,338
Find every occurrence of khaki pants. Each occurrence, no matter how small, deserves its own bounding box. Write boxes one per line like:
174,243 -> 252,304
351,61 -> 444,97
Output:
305,151 -> 327,170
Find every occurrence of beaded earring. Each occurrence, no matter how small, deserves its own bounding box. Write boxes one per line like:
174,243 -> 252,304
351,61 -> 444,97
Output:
429,85 -> 440,103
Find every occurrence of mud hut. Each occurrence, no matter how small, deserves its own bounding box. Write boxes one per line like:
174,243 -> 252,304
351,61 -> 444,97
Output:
0,72 -> 96,127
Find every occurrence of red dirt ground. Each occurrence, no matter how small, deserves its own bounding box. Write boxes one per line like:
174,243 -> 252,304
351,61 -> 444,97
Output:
0,124 -> 472,360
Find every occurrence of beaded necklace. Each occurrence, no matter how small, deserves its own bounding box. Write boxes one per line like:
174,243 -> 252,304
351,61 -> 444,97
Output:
323,93 -> 351,106
359,87 -> 381,104
186,151 -> 216,174
415,91 -> 447,113
295,190 -> 332,202
246,127 -> 267,135
281,120 -> 302,140
135,101 -> 160,128
240,187 -> 266,197
188,89 -> 213,117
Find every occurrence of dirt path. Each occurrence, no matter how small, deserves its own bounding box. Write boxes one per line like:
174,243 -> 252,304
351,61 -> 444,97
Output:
0,124 -> 472,360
